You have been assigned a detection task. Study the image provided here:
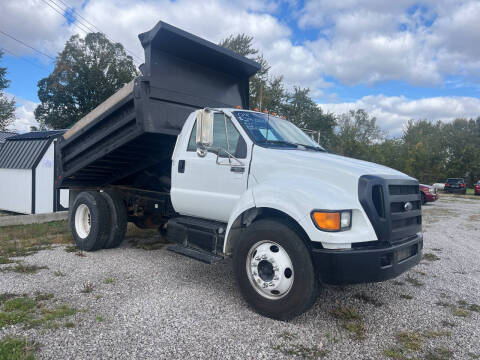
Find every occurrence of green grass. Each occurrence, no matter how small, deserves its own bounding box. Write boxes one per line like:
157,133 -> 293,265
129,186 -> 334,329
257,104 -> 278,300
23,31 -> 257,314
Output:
452,307 -> 471,317
0,256 -> 14,264
400,294 -> 414,300
53,270 -> 66,277
0,337 -> 36,360
104,277 -> 115,285
330,306 -> 362,321
354,292 -> 383,307
3,297 -> 36,313
96,315 -> 104,323
424,346 -> 454,360
423,253 -> 440,262
396,331 -> 423,351
342,321 -> 366,340
405,274 -> 424,287
34,292 -> 54,302
383,347 -> 412,360
1,264 -> 48,274
0,294 -> 77,330
0,221 -> 72,258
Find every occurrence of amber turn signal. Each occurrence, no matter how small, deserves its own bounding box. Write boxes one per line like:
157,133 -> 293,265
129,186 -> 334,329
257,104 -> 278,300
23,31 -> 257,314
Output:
312,212 -> 341,231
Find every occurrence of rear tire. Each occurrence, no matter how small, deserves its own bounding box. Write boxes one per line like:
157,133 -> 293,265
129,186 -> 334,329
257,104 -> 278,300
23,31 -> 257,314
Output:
421,193 -> 426,205
101,191 -> 127,249
69,191 -> 111,251
233,219 -> 318,320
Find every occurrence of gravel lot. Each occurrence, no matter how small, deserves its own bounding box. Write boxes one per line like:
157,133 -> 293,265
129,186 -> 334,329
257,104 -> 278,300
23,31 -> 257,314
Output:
1,195 -> 479,359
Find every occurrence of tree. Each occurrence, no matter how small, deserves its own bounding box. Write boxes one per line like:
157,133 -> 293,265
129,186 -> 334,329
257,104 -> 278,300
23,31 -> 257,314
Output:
219,34 -> 336,147
0,50 -> 16,131
333,109 -> 384,159
219,34 -> 271,110
283,87 -> 336,148
35,33 -> 138,129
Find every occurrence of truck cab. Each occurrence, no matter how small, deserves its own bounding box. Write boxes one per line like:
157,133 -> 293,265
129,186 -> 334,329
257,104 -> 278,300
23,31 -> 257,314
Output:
59,21 -> 422,320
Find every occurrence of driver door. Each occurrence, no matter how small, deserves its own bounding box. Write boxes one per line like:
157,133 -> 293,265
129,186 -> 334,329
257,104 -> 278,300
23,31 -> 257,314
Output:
171,113 -> 249,222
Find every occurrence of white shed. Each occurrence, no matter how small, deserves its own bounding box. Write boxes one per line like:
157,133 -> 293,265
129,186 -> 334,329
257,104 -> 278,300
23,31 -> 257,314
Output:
0,131 -> 69,214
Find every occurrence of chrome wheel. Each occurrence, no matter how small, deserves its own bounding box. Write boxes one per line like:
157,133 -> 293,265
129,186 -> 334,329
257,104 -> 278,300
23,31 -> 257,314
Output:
246,240 -> 294,300
75,204 -> 91,239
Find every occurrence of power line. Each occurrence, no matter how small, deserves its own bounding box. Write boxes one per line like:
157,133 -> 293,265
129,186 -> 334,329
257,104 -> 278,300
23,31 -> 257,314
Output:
40,0 -> 93,35
0,47 -> 51,71
0,29 -> 55,61
42,0 -> 143,61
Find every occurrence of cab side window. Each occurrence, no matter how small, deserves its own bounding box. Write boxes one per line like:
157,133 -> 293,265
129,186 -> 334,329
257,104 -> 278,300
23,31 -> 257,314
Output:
187,113 -> 247,158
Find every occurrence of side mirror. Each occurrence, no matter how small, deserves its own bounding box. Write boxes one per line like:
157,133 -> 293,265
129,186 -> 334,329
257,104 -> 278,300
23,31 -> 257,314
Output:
196,109 -> 214,156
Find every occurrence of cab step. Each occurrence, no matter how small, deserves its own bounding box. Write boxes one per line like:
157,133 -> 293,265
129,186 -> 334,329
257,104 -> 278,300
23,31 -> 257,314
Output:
167,244 -> 223,264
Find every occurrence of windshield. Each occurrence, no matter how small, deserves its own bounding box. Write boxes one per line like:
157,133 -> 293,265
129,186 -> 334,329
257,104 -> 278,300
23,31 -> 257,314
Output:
447,178 -> 462,184
233,111 -> 325,151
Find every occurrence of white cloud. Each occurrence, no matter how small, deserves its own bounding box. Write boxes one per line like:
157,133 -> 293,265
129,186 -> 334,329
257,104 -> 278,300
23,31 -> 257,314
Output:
5,93 -> 39,133
2,0 -> 480,112
0,0 -> 77,62
298,0 -> 480,87
319,95 -> 480,137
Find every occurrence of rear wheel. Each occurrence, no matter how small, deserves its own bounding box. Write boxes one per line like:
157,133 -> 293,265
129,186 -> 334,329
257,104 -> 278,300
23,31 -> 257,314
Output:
69,191 -> 111,251
421,193 -> 426,205
101,191 -> 127,249
233,219 -> 318,320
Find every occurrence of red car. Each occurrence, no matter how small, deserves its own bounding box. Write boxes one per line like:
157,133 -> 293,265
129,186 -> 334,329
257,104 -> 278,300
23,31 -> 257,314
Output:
420,184 -> 438,204
475,181 -> 480,195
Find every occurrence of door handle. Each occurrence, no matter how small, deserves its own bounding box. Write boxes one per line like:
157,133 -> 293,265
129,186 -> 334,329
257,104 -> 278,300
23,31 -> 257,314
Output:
230,166 -> 244,173
178,160 -> 185,173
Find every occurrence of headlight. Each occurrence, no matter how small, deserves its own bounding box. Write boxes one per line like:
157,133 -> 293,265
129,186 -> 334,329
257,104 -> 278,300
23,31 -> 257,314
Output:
311,210 -> 352,232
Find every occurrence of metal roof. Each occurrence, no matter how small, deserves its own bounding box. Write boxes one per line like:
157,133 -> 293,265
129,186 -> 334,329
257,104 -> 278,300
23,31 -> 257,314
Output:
0,138 -> 53,169
0,132 -> 16,143
8,130 -> 64,141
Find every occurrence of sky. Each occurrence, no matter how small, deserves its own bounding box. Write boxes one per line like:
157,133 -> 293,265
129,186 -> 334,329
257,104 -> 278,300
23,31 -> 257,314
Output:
0,0 -> 479,136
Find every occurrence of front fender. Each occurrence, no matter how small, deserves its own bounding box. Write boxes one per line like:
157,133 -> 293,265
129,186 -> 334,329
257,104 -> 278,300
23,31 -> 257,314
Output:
224,176 -> 378,252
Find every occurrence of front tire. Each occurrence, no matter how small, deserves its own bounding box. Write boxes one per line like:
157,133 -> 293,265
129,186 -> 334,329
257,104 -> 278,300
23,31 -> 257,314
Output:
233,219 -> 318,320
69,191 -> 111,251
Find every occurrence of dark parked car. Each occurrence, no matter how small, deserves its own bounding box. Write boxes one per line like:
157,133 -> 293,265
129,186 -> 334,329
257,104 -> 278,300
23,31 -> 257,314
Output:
444,178 -> 466,194
420,184 -> 438,204
475,181 -> 480,196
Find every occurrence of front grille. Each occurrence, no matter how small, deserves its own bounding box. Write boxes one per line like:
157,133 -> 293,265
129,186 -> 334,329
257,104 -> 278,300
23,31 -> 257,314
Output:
388,183 -> 422,243
358,176 -> 422,245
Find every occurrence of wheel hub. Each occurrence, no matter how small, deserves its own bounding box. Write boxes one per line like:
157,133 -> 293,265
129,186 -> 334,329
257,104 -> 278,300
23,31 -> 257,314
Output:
246,241 -> 294,299
75,204 -> 91,239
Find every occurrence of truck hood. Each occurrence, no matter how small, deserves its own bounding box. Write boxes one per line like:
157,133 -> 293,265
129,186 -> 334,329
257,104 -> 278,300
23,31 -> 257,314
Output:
251,146 -> 411,181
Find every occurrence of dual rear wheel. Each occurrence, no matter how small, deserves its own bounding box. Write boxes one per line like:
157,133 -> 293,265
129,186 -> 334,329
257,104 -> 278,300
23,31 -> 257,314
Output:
69,191 -> 127,251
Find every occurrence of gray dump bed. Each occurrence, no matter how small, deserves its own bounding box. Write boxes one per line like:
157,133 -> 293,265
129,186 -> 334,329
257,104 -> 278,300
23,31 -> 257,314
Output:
57,21 -> 259,188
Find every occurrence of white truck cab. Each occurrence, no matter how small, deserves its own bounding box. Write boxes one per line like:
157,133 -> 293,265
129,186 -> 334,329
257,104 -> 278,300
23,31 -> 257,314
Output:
59,21 -> 422,320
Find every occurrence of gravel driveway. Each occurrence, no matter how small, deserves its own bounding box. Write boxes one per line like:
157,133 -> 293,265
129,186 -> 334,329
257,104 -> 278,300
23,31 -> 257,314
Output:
1,195 -> 479,359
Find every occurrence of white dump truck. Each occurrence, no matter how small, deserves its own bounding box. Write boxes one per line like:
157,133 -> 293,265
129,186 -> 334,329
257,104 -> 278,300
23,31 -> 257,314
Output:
57,21 -> 423,320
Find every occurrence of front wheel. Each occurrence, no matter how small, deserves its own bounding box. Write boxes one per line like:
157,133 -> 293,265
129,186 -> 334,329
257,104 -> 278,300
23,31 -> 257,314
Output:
233,219 -> 318,320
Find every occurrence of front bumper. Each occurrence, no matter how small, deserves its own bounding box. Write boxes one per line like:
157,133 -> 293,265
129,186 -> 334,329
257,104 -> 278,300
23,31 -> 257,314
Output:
425,193 -> 438,202
312,233 -> 423,285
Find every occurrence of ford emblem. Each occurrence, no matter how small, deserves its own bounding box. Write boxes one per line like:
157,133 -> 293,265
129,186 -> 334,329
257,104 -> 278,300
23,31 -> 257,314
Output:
404,202 -> 413,211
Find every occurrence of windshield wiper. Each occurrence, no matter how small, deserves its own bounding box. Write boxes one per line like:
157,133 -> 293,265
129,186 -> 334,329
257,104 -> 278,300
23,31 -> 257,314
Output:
262,140 -> 325,152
